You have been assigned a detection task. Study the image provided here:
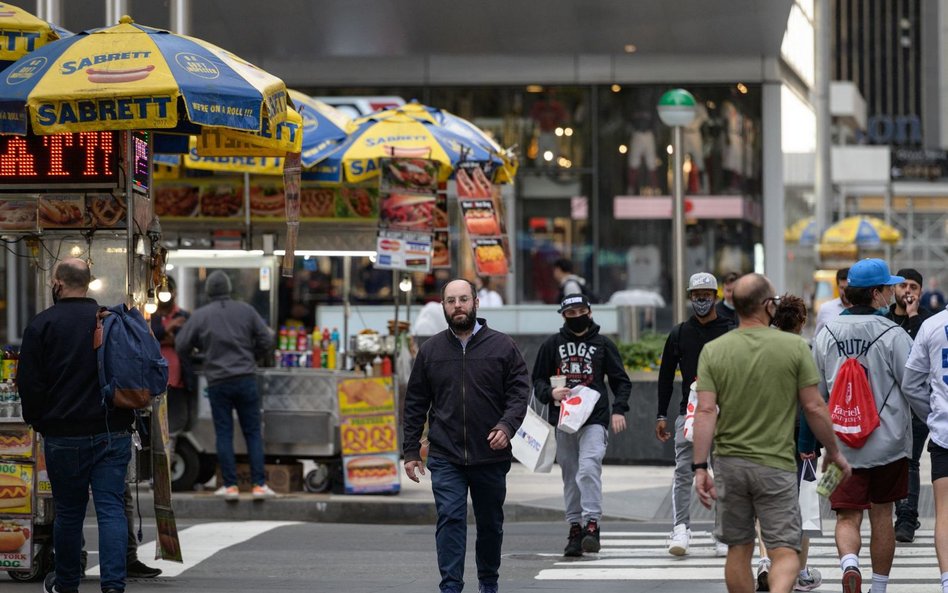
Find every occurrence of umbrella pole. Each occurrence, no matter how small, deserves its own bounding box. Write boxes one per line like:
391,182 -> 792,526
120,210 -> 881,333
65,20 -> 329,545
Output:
392,270 -> 399,374
243,172 -> 251,248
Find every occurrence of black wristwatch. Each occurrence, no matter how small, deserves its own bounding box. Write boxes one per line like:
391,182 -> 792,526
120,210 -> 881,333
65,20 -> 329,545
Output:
691,462 -> 709,472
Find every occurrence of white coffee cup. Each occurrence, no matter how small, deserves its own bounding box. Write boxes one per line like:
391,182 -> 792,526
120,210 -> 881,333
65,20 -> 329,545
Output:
550,375 -> 567,406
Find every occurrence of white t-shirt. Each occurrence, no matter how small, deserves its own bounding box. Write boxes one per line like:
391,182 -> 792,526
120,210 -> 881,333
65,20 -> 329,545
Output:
814,297 -> 845,337
905,309 -> 948,448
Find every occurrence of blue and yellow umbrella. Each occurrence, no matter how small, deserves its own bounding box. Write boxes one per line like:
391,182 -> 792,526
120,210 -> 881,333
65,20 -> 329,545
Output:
821,216 -> 901,247
0,15 -> 288,136
308,108 -> 503,184
289,89 -> 350,168
0,2 -> 72,69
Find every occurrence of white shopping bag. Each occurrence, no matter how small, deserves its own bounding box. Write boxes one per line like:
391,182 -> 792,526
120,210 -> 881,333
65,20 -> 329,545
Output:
556,386 -> 601,434
683,381 -> 698,442
799,458 -> 822,536
511,404 -> 557,473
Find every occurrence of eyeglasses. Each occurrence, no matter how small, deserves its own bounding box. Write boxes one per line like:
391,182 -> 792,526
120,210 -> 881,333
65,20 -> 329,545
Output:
444,296 -> 473,306
762,296 -> 781,305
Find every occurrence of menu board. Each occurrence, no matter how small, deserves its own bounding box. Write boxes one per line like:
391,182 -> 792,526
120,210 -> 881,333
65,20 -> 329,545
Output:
337,377 -> 400,494
153,178 -> 379,223
374,229 -> 432,272
0,426 -> 32,460
0,461 -> 32,515
0,516 -> 32,570
457,164 -> 511,276
472,237 -> 510,276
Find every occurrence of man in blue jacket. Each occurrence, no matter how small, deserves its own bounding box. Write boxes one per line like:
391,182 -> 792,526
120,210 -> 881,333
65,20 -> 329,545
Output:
403,279 -> 530,593
532,294 -> 633,557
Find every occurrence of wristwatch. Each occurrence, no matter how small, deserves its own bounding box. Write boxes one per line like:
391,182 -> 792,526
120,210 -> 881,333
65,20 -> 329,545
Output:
691,462 -> 709,472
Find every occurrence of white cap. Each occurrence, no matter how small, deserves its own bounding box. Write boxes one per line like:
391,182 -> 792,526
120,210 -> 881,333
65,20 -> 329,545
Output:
687,272 -> 717,293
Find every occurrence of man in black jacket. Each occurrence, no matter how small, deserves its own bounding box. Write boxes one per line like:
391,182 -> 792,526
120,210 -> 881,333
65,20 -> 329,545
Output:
656,272 -> 735,556
885,267 -> 933,543
19,258 -> 133,593
532,293 -> 632,557
403,279 -> 530,593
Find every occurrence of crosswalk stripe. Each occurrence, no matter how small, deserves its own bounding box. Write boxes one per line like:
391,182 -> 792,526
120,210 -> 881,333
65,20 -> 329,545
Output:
86,521 -> 301,578
537,530 -> 940,585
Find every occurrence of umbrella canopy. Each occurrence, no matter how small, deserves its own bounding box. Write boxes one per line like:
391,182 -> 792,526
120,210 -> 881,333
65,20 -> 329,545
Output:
784,216 -> 819,246
0,15 -> 288,136
308,109 -> 503,185
289,89 -> 350,168
820,216 -> 901,247
0,2 -> 72,69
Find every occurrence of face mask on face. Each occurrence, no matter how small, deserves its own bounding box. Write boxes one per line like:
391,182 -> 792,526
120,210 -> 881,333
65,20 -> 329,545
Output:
565,313 -> 591,334
691,297 -> 714,317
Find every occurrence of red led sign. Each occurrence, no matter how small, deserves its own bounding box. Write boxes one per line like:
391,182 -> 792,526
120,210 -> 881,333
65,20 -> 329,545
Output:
0,131 -> 118,185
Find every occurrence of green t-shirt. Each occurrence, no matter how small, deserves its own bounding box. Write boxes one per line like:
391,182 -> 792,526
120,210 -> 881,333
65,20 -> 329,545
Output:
696,326 -> 820,472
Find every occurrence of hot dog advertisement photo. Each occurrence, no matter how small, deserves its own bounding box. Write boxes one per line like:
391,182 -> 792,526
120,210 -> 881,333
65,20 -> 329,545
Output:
472,237 -> 510,277
431,230 -> 451,269
38,195 -> 85,229
459,198 -> 502,237
0,199 -> 37,232
455,164 -> 495,199
0,462 -> 32,515
0,426 -> 33,459
379,192 -> 436,231
0,517 -> 32,569
341,453 -> 400,494
380,157 -> 439,194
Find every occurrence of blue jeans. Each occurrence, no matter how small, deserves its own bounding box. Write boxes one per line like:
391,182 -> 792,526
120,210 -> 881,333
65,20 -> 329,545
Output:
896,414 -> 929,524
207,375 -> 265,486
45,432 -> 131,593
428,456 -> 510,593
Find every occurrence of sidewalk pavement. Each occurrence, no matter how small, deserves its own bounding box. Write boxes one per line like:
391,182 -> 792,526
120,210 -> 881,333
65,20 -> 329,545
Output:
134,457 -> 935,526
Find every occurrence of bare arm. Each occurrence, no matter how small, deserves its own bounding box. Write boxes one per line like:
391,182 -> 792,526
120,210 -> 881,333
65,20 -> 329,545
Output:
798,384 -> 851,477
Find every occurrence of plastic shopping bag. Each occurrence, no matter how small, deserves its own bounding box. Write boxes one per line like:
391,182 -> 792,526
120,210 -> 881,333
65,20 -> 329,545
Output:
799,458 -> 822,536
511,404 -> 557,473
556,386 -> 601,434
683,381 -> 698,442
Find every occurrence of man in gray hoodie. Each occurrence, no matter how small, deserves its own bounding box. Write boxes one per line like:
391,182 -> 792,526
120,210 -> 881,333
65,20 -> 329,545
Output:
175,270 -> 275,500
811,259 -> 915,593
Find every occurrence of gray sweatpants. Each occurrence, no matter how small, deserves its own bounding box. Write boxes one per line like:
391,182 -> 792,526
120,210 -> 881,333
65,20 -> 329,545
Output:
672,415 -> 694,528
556,423 -> 608,525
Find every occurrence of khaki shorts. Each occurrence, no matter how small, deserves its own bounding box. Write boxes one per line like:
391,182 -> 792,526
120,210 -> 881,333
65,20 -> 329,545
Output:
713,456 -> 802,551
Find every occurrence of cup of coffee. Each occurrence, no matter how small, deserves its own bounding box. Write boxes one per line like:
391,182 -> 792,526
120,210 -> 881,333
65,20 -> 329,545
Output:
550,375 -> 567,406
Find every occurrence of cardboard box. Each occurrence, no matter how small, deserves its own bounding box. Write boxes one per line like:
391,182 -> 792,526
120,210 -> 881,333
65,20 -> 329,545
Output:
217,462 -> 303,494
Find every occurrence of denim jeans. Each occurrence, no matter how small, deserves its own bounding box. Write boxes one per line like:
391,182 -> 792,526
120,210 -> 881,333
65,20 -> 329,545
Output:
207,375 -> 265,486
45,432 -> 131,593
428,456 -> 510,593
896,414 -> 929,524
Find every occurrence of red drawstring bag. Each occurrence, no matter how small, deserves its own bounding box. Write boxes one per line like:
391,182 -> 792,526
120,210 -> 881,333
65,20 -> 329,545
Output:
825,325 -> 897,448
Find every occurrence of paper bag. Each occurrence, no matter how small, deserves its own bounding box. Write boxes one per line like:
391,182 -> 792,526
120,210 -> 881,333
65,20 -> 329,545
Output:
683,381 -> 698,442
511,405 -> 556,473
556,386 -> 601,434
799,458 -> 822,536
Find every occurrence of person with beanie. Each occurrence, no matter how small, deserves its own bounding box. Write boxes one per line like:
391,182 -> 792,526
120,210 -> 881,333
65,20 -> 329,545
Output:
175,270 -> 276,500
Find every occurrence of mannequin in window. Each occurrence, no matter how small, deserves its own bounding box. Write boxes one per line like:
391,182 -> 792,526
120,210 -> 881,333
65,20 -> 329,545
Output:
721,99 -> 744,192
682,101 -> 709,194
530,90 -> 569,166
627,105 -> 659,194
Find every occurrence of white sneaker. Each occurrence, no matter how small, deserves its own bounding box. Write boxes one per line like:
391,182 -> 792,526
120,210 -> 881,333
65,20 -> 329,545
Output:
214,485 -> 239,501
666,523 -> 691,556
252,484 -> 278,499
794,566 -> 822,591
711,534 -> 728,557
756,558 -> 771,592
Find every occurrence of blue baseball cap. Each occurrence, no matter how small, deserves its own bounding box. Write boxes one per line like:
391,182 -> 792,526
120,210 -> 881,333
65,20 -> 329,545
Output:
847,258 -> 904,288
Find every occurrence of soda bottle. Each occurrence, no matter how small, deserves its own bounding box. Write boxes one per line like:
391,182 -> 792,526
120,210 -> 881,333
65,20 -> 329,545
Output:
322,327 -> 331,349
381,355 -> 392,377
287,326 -> 298,351
327,343 -> 336,370
331,327 -> 340,350
296,330 -> 308,352
278,326 -> 289,351
312,343 -> 322,369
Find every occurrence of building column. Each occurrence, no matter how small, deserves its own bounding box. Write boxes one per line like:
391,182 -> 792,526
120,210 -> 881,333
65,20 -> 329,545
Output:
762,82 -> 785,291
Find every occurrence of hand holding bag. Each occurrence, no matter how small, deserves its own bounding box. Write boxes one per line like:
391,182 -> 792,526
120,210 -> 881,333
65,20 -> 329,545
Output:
556,386 -> 601,434
511,395 -> 557,473
799,458 -> 822,536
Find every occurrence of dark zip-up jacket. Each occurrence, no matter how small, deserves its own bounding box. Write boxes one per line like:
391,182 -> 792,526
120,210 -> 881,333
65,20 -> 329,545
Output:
403,319 -> 530,465
532,322 -> 633,427
19,297 -> 134,436
885,303 -> 933,341
657,315 -> 735,417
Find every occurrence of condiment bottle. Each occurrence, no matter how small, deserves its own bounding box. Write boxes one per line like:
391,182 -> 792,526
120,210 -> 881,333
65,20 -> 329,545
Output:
381,356 -> 392,377
372,355 -> 383,377
331,327 -> 340,350
327,343 -> 337,370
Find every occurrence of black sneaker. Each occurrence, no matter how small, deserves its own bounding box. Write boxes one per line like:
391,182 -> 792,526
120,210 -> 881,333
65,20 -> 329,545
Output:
895,519 -> 920,543
841,566 -> 862,593
581,519 -> 601,553
44,572 -> 77,593
126,558 -> 163,578
563,522 -> 583,557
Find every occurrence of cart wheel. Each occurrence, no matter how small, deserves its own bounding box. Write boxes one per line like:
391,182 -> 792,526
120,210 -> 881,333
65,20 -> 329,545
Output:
171,439 -> 201,491
196,454 -> 218,486
8,542 -> 51,582
304,464 -> 332,493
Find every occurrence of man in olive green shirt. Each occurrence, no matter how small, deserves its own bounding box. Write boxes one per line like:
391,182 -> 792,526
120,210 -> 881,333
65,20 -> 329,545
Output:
692,273 -> 850,593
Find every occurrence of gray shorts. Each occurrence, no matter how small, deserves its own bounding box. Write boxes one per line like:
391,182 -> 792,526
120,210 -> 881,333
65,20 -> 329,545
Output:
713,456 -> 802,551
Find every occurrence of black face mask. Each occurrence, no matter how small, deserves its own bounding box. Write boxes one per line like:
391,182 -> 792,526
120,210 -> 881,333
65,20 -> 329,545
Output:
565,314 -> 591,334
51,284 -> 62,304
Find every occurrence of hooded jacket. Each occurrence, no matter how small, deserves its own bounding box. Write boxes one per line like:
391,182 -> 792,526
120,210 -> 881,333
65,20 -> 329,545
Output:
403,319 -> 530,465
657,314 -> 735,417
19,297 -> 134,436
175,271 -> 274,385
532,321 -> 633,427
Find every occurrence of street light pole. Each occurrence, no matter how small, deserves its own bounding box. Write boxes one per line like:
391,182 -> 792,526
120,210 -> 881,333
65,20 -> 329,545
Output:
658,89 -> 697,326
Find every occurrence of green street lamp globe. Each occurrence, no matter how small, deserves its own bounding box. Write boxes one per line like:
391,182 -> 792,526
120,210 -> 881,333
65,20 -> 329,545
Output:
657,89 -> 697,127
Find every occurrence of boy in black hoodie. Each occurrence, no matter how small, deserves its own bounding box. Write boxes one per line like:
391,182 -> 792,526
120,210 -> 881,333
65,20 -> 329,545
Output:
533,294 -> 632,557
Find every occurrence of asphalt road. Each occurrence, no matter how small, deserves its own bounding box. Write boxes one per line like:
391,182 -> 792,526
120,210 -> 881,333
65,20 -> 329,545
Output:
1,519 -> 940,593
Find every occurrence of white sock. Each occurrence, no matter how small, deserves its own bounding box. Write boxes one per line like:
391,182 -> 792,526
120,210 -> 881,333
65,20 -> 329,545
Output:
799,566 -> 810,578
870,572 -> 888,593
941,571 -> 948,593
840,553 -> 859,571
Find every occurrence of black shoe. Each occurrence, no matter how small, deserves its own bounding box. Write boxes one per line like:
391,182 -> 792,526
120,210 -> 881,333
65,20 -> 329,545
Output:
44,571 -> 77,593
895,519 -> 920,543
581,519 -> 601,553
563,522 -> 583,557
126,558 -> 163,578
